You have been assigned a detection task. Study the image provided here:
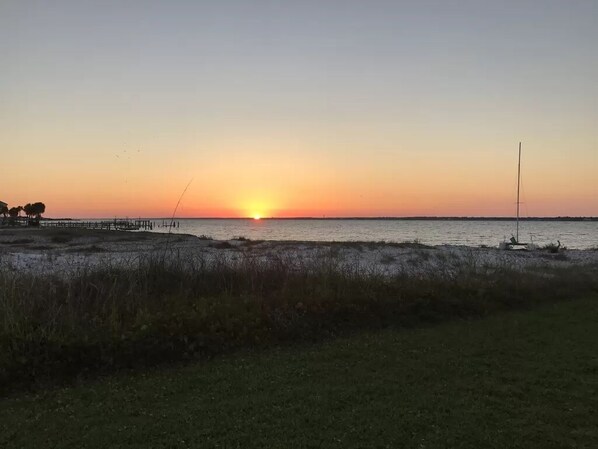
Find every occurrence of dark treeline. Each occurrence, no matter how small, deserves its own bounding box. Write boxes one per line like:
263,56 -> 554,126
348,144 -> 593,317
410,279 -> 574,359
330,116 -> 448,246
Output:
1,201 -> 46,224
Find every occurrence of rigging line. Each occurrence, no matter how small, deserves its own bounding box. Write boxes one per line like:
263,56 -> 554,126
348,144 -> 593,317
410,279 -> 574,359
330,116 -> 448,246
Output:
169,177 -> 194,230
162,177 -> 194,255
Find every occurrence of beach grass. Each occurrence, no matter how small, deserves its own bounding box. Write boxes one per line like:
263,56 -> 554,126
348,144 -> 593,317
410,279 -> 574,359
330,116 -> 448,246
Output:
1,296 -> 597,448
1,251 -> 597,393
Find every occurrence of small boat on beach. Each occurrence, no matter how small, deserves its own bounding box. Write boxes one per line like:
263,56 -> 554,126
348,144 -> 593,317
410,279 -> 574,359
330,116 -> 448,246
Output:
500,142 -> 534,250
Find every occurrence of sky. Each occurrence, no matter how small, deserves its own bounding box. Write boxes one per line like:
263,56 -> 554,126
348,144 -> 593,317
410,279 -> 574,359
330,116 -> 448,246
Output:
1,0 -> 596,218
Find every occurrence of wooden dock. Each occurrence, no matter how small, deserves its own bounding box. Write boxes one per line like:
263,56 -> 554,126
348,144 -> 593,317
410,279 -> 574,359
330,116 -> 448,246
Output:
40,219 -> 154,231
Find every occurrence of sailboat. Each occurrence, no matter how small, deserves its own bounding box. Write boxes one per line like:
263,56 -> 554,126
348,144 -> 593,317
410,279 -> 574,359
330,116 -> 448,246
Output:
500,142 -> 531,250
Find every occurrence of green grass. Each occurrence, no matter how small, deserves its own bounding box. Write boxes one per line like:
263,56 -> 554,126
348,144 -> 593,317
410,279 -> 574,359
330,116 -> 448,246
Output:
2,296 -> 597,448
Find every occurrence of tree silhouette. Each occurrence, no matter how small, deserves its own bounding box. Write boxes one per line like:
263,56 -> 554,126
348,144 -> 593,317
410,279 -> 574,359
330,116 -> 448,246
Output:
31,202 -> 46,219
2,203 -> 45,223
23,203 -> 33,218
8,206 -> 22,218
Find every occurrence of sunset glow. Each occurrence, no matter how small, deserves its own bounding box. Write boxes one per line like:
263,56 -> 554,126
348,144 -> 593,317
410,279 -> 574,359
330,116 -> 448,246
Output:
1,2 -> 596,218
3,3 -> 598,444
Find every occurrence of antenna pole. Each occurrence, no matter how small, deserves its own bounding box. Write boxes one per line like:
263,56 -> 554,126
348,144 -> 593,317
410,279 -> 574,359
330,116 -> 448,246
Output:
516,142 -> 521,243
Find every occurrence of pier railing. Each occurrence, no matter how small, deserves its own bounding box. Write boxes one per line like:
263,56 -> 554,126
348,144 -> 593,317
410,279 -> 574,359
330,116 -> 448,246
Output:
1,218 -> 183,231
40,219 -> 154,231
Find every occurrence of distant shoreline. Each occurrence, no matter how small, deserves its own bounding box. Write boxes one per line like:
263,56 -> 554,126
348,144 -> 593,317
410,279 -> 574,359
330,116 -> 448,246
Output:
43,216 -> 598,222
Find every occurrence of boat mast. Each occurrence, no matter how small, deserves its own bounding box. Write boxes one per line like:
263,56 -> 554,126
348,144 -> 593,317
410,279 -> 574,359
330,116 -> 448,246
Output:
516,142 -> 521,243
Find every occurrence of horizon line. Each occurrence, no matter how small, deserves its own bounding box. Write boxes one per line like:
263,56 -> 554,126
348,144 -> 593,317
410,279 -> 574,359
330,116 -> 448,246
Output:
45,216 -> 598,221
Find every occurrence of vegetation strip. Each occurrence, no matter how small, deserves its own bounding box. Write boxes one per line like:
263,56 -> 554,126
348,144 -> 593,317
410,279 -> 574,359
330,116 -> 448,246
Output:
2,252 -> 597,393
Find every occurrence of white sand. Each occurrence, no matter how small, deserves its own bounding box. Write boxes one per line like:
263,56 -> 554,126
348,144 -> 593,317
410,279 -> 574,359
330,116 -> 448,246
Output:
1,228 -> 597,277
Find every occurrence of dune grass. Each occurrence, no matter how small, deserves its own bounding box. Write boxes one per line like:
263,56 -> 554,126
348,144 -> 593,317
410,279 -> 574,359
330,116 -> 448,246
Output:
1,296 -> 597,448
1,253 -> 597,392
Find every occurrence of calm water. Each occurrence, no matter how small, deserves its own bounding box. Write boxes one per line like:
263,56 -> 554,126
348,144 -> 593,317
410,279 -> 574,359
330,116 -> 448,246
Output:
144,219 -> 598,249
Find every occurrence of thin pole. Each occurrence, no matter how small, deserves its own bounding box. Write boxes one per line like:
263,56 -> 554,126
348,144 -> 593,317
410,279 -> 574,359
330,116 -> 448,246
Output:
516,142 -> 521,243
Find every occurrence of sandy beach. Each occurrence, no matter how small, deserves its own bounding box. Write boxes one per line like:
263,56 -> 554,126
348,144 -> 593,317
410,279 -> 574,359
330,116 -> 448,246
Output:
1,227 -> 596,276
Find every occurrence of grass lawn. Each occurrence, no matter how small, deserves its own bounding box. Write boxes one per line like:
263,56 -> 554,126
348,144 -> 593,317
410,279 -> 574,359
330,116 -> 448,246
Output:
2,296 -> 597,449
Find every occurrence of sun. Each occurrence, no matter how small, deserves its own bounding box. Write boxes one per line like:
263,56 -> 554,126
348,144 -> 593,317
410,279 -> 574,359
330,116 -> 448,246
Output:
253,214 -> 261,220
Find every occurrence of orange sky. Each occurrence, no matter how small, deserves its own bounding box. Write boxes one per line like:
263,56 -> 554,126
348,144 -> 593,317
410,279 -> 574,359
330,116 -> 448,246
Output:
3,133 -> 596,218
1,2 -> 597,218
